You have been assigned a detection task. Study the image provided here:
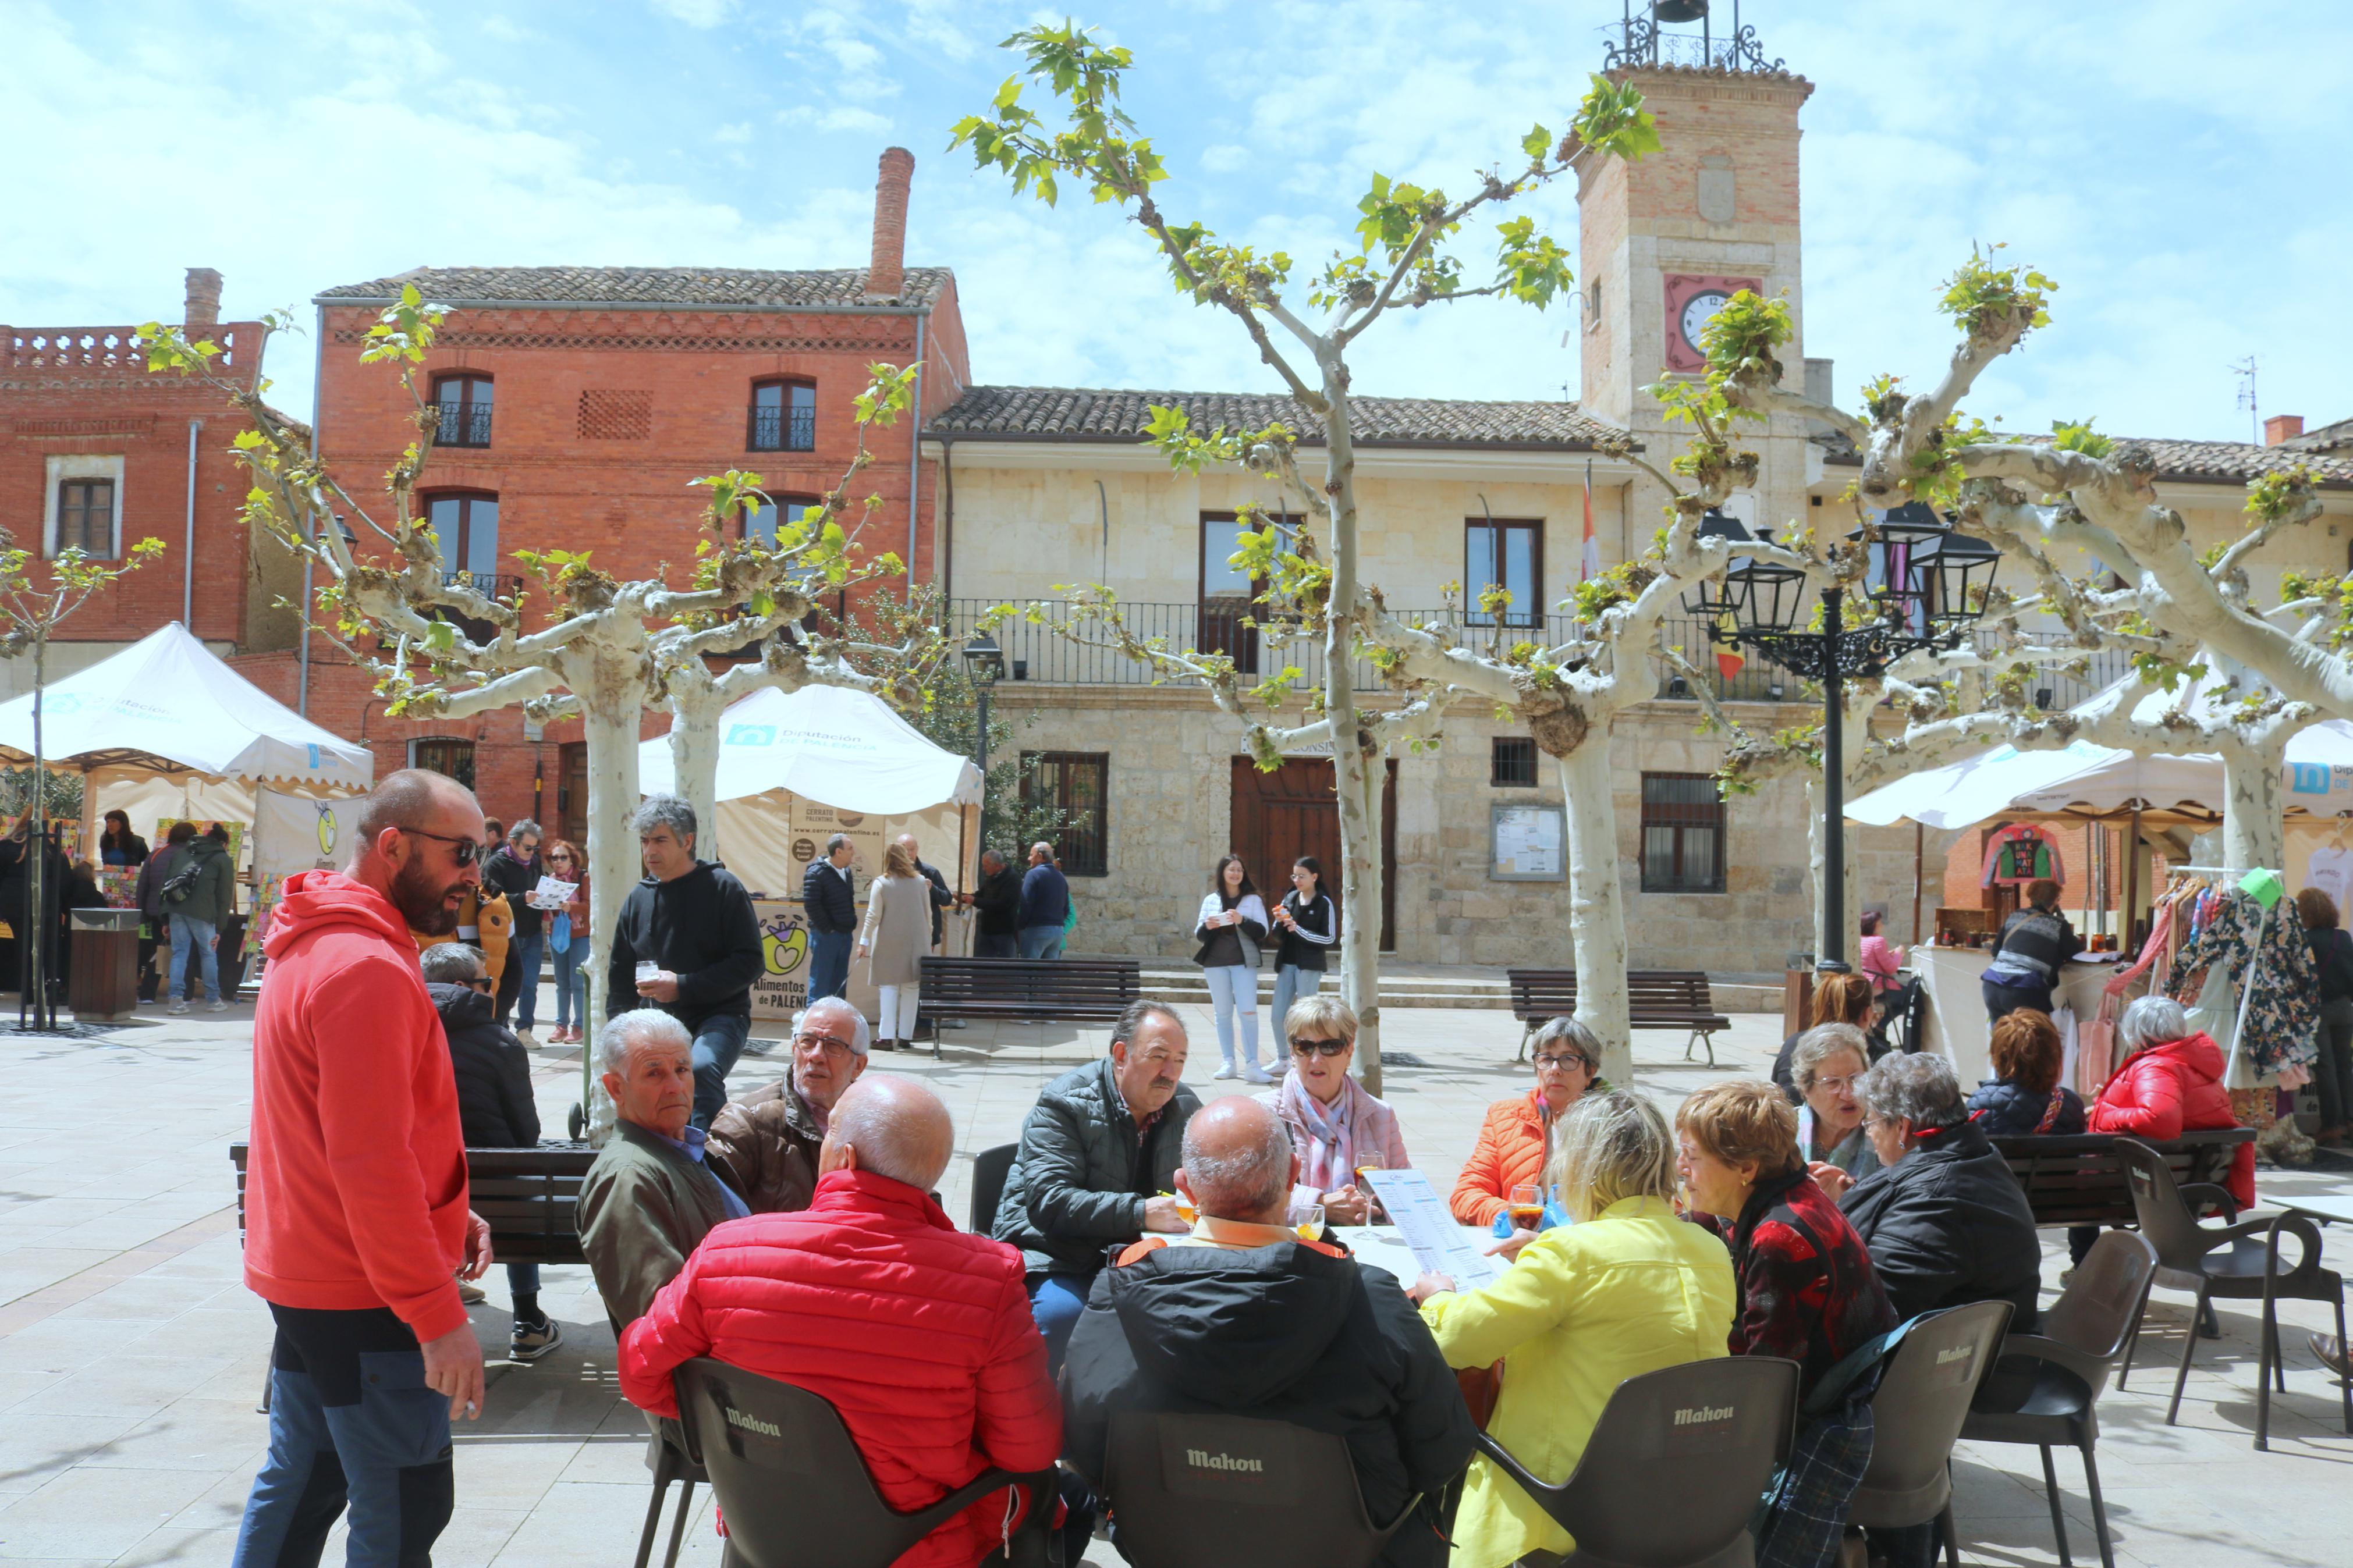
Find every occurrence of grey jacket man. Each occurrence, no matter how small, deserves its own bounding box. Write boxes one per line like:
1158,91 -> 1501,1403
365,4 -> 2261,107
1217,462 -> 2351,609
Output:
991,1055 -> 1201,1278
577,1118 -> 739,1325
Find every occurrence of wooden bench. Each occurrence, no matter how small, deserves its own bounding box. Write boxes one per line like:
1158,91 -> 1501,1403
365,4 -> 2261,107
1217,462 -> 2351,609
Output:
1506,968 -> 1734,1066
917,957 -> 1142,1056
1988,1128 -> 2254,1229
231,1141 -> 598,1265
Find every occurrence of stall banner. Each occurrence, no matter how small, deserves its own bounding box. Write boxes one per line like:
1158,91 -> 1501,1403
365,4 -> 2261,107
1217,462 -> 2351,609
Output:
786,799 -> 887,884
255,790 -> 359,880
156,818 -> 243,865
750,898 -> 814,1021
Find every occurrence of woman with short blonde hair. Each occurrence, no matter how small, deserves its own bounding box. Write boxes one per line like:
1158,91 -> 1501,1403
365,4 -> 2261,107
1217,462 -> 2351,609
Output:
1255,994 -> 1409,1226
1414,1089 -> 1735,1566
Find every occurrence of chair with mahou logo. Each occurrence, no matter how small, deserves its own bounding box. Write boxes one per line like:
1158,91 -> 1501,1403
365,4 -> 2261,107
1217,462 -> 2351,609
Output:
673,1357 -> 1061,1567
1102,1411 -> 1419,1568
1846,1299 -> 2013,1568
1470,1356 -> 1798,1567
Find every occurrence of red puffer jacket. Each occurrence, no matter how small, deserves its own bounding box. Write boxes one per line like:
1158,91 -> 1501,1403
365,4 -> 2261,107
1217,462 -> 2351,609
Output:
620,1168 -> 1061,1568
2087,1031 -> 2255,1210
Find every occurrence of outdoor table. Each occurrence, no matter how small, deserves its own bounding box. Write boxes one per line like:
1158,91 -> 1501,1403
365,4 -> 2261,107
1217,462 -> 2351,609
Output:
1332,1222 -> 1507,1283
2272,1192 -> 2353,1227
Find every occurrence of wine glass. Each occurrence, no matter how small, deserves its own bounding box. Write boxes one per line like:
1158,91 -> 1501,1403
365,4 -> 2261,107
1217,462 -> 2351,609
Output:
1508,1183 -> 1545,1232
1353,1150 -> 1387,1223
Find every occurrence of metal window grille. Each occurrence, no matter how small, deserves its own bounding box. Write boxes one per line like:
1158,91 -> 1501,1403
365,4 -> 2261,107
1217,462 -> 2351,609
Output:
1021,752 -> 1109,876
1491,737 -> 1538,788
1639,772 -> 1724,894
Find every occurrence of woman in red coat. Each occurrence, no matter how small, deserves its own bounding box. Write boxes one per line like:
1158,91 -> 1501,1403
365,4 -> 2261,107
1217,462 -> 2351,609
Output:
2088,994 -> 2255,1210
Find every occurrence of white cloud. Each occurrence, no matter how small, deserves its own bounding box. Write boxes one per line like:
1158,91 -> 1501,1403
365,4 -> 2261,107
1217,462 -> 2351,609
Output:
714,121 -> 753,144
648,0 -> 732,27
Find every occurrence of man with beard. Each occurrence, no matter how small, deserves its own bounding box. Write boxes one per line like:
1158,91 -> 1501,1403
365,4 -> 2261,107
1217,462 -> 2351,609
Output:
231,769 -> 496,1568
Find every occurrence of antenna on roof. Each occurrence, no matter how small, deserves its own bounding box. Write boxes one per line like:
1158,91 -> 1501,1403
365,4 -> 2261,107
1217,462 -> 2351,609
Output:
2231,355 -> 2258,445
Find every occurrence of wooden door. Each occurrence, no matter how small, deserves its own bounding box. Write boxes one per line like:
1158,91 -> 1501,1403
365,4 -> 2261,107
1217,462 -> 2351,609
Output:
1229,757 -> 1397,952
558,741 -> 589,848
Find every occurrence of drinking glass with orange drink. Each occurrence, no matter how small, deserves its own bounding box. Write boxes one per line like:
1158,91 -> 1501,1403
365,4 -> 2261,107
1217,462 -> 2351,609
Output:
1507,1183 -> 1546,1231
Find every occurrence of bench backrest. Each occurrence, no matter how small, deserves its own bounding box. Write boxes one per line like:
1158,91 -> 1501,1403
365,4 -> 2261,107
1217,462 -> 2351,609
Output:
1988,1129 -> 2253,1226
1506,968 -> 1719,1016
918,957 -> 1141,1016
229,1142 -> 597,1265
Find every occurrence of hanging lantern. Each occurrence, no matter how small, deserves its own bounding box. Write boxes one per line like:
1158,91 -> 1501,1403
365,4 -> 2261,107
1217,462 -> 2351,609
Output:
1909,527 -> 2001,632
1682,509 -> 1755,623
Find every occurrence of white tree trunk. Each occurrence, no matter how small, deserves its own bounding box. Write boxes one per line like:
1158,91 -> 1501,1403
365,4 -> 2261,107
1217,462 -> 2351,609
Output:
666,675 -> 730,865
1557,740 -> 1634,1083
576,661 -> 644,1144
1804,778 -> 1860,966
2218,740 -> 2287,874
1333,730 -> 1385,1094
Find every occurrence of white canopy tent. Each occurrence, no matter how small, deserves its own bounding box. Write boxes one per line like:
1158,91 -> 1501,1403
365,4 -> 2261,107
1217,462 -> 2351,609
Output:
0,622 -> 372,883
638,684 -> 983,898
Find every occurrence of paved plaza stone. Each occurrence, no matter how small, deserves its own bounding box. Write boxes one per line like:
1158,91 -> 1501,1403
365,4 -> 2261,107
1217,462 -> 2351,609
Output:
4,995 -> 2353,1566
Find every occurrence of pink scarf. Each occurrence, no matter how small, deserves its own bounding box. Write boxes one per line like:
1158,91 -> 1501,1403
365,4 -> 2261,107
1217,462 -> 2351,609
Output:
1278,1069 -> 1364,1192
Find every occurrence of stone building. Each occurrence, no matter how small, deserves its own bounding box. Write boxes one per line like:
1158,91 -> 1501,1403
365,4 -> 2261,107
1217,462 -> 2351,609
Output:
0,269 -> 276,698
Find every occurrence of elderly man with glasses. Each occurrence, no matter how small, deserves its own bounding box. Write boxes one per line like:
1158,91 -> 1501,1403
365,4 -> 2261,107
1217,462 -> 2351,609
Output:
577,1008 -> 751,1329
707,996 -> 872,1214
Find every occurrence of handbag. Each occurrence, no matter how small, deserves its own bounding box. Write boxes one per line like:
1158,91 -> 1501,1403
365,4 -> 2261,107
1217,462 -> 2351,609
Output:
2076,987 -> 2117,1097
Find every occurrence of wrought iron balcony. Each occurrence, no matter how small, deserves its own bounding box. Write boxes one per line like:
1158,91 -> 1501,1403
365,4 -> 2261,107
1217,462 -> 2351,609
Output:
1601,2 -> 1786,74
748,404 -> 817,453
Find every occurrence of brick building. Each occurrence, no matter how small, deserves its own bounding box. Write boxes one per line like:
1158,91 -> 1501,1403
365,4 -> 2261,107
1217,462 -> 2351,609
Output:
0,270 -> 282,699
261,149 -> 969,842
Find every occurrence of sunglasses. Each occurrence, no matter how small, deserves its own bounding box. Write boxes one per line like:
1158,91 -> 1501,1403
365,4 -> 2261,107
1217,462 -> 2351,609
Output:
402,827 -> 483,866
1289,1036 -> 1350,1058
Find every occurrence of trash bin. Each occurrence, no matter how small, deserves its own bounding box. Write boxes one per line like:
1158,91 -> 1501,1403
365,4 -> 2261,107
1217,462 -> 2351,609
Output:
68,907 -> 142,1021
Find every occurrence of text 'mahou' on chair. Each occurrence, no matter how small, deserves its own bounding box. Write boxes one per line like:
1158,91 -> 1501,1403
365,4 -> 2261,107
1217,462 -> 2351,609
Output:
1102,1410 -> 1417,1568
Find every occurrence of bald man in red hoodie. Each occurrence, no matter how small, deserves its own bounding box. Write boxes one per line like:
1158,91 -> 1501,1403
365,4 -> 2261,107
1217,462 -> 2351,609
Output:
232,769 -> 498,1568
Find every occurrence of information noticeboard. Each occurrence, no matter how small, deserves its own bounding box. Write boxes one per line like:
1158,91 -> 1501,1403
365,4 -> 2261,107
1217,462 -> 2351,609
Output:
1490,804 -> 1566,881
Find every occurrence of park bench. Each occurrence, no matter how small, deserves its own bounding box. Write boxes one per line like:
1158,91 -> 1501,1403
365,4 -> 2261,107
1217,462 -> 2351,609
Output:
230,1142 -> 597,1265
1987,1128 -> 2254,1229
1506,967 -> 1733,1066
917,956 -> 1142,1057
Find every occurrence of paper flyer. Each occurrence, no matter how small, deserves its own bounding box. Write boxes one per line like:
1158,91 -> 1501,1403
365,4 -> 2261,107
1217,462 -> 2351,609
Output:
1361,1168 -> 1502,1288
528,875 -> 578,911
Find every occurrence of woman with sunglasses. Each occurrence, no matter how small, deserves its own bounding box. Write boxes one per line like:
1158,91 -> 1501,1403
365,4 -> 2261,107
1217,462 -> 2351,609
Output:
1257,994 -> 1407,1226
541,839 -> 591,1045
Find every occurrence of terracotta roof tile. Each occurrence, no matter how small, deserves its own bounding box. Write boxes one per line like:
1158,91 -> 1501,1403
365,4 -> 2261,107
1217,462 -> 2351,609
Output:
1815,429 -> 2353,488
315,265 -> 951,309
928,385 -> 1628,451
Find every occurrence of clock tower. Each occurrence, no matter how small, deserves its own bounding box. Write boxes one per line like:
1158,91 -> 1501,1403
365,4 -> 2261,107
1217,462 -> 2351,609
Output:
1577,3 -> 1817,535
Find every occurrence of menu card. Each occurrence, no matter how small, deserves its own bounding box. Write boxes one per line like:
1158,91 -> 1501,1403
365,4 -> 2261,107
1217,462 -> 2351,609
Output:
1360,1168 -> 1502,1288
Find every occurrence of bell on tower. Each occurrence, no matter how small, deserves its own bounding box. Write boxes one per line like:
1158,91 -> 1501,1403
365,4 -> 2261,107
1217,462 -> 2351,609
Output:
1602,1 -> 1787,74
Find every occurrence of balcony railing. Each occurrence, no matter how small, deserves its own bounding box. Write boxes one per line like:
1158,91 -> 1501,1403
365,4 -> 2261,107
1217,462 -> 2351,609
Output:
434,400 -> 492,447
941,600 -> 2137,711
6,325 -> 244,372
748,404 -> 817,453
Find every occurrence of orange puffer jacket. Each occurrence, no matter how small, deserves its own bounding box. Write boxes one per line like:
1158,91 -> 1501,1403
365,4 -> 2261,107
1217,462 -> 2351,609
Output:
1451,1089 -> 1550,1226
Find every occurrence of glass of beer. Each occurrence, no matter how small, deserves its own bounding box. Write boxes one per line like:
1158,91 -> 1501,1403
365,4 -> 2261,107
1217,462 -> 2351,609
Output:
1508,1183 -> 1546,1231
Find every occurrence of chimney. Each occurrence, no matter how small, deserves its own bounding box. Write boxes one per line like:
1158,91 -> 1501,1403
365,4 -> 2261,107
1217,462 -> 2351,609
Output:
2264,414 -> 2304,446
184,268 -> 223,332
867,147 -> 914,300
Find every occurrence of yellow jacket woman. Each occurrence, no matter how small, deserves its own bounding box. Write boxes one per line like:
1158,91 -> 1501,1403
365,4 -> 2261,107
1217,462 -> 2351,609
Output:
1413,1091 -> 1736,1568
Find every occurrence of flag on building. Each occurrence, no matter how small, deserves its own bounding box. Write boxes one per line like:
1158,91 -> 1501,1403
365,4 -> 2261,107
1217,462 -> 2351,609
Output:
1580,461 -> 1600,582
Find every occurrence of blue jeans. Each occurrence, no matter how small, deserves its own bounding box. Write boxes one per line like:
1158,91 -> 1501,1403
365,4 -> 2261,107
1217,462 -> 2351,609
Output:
1204,963 -> 1261,1068
170,913 -> 221,1002
1270,963 -> 1319,1038
808,929 -> 853,1000
233,1328 -> 452,1567
505,932 -> 544,1029
551,936 -> 591,1030
690,1013 -> 751,1132
1027,1271 -> 1092,1376
1018,926 -> 1066,961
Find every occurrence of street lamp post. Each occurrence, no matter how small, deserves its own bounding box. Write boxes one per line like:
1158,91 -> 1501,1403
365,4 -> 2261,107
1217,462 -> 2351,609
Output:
1688,503 -> 1999,972
961,630 -> 1005,835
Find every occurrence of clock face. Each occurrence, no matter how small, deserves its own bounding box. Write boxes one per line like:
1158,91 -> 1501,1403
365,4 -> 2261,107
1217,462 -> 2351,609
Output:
1680,290 -> 1732,353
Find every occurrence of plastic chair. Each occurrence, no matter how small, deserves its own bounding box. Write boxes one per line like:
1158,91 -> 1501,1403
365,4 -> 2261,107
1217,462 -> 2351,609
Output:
1472,1356 -> 1798,1567
2114,1137 -> 2351,1448
631,1422 -> 702,1568
971,1142 -> 1018,1234
1847,1300 -> 2013,1568
1959,1232 -> 2157,1568
673,1357 -> 1057,1568
1102,1410 -> 1418,1568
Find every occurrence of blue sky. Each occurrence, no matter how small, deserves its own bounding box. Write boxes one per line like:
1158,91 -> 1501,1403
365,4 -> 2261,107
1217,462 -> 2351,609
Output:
5,1 -> 2348,443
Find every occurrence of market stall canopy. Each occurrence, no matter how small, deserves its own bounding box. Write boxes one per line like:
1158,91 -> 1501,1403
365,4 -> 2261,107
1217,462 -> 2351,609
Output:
0,623 -> 372,795
638,683 -> 981,812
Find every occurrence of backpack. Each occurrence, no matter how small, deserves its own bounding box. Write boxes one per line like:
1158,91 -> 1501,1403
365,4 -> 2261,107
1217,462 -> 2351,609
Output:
161,853 -> 203,906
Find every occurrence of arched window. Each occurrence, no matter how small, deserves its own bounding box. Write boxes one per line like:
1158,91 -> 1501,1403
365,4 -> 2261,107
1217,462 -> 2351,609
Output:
743,494 -> 816,548
431,374 -> 494,447
749,379 -> 815,452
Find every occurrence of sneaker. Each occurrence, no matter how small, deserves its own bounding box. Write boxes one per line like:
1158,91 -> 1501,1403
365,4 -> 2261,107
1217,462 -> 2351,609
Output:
458,1281 -> 487,1305
514,1028 -> 538,1048
167,1001 -> 190,1016
207,998 -> 229,1013
1211,1061 -> 1237,1081
510,1318 -> 563,1362
1243,1064 -> 1275,1085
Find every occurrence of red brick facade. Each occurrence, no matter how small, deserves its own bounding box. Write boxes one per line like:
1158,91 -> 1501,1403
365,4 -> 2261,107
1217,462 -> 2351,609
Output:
0,272 -> 274,651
